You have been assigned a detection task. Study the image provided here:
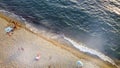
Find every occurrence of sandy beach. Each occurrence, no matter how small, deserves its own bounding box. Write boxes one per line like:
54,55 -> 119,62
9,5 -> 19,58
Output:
0,14 -> 118,68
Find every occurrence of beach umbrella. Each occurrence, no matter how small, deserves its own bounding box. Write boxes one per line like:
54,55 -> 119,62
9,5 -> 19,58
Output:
5,27 -> 13,33
76,60 -> 83,68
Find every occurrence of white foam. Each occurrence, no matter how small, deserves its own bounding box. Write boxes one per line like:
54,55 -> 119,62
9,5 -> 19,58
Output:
63,36 -> 116,66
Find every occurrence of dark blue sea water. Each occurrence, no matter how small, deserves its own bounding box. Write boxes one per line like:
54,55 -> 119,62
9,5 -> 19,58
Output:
0,0 -> 120,60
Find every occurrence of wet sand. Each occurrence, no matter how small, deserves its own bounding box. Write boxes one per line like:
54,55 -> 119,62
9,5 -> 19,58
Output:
0,14 -> 118,68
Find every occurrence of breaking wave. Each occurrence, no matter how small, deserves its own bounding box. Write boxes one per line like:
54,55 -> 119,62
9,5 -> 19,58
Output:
63,36 -> 116,66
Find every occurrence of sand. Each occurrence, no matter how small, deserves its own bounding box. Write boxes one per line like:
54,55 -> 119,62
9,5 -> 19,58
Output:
0,14 -> 118,68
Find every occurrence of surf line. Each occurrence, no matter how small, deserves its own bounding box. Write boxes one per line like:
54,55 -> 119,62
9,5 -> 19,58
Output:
63,36 -> 116,66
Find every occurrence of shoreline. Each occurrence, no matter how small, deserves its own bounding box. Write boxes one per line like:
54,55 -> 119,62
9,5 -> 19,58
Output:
0,12 -> 119,68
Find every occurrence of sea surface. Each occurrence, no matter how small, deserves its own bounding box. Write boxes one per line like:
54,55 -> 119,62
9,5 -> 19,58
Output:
0,0 -> 120,60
